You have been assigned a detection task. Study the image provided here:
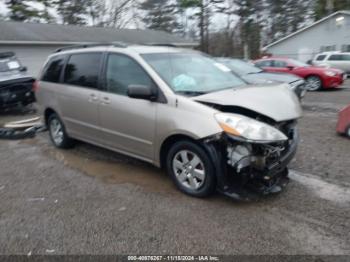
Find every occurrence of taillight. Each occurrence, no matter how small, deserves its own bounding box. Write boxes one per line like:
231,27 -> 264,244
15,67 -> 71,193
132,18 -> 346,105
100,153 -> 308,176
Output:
33,80 -> 39,92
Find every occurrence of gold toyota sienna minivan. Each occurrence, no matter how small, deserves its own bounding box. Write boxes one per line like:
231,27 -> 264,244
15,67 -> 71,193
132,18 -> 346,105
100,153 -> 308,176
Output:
36,43 -> 302,200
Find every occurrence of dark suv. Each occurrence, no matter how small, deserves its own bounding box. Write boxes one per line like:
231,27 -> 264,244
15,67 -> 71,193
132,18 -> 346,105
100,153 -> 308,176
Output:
0,52 -> 35,109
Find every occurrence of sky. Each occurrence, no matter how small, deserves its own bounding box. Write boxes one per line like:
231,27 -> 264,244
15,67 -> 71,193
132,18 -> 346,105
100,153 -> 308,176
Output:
0,0 -> 237,32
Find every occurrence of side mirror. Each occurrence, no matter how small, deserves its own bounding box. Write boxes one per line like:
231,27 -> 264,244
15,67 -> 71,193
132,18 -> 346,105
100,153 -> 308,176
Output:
127,85 -> 157,101
286,66 -> 294,70
20,66 -> 27,72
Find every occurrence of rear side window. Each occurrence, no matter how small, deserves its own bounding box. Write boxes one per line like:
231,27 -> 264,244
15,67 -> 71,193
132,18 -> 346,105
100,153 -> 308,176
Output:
64,53 -> 102,89
328,54 -> 350,61
328,54 -> 342,61
42,56 -> 65,83
342,55 -> 350,61
315,55 -> 326,61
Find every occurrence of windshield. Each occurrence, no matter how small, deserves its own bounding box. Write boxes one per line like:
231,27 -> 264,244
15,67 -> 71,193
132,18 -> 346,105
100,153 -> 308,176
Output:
288,59 -> 308,67
142,53 -> 246,95
217,59 -> 262,75
0,58 -> 21,72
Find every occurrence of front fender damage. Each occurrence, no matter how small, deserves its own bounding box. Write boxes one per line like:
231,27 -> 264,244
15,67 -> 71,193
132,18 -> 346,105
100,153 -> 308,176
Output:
200,124 -> 298,201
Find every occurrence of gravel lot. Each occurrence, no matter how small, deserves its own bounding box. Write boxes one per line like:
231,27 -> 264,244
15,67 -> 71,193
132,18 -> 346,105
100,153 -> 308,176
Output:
0,82 -> 350,255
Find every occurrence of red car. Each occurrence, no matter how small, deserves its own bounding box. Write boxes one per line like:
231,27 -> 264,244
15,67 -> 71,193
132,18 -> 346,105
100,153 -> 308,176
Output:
254,57 -> 346,91
337,104 -> 350,138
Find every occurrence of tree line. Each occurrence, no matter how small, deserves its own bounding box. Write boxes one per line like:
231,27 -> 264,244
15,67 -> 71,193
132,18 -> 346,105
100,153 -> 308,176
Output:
4,0 -> 350,58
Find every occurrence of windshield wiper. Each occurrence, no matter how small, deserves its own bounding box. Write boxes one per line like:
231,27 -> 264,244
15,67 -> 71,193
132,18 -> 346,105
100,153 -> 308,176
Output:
176,91 -> 207,96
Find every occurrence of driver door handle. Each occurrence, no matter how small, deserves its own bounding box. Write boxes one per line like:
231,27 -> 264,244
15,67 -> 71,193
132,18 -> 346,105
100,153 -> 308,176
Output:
89,93 -> 99,102
101,96 -> 110,105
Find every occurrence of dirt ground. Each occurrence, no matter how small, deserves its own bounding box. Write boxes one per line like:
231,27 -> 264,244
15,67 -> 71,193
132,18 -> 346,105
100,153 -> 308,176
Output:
0,81 -> 349,256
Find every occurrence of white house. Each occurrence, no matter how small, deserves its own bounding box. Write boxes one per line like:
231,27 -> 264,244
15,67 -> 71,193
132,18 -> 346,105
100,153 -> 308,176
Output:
264,10 -> 350,62
0,21 -> 197,76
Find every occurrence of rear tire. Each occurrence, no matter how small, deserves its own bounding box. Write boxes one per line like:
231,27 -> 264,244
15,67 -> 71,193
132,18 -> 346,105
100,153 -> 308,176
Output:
48,113 -> 74,149
346,126 -> 350,138
166,140 -> 216,197
306,75 -> 322,91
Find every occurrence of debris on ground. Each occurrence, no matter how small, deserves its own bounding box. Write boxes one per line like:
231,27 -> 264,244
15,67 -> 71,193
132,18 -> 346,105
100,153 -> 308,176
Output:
0,117 -> 46,140
27,197 -> 45,202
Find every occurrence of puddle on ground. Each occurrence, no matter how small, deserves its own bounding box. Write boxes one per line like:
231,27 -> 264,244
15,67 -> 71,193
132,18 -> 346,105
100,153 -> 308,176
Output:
44,143 -> 178,194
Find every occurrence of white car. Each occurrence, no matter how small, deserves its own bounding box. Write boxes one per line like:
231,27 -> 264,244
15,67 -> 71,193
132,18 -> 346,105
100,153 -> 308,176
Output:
312,52 -> 350,75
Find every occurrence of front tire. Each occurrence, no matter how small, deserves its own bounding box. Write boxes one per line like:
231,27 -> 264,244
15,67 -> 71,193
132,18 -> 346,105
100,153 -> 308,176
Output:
166,140 -> 216,197
48,113 -> 74,149
306,75 -> 322,91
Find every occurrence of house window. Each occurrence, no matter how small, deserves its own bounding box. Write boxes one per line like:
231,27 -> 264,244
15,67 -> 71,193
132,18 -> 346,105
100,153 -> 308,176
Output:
320,45 -> 336,52
341,45 -> 350,52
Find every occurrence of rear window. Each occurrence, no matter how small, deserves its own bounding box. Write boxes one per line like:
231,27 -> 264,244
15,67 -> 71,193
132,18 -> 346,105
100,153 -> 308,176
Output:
0,57 -> 21,72
315,55 -> 326,61
63,53 -> 102,89
42,56 -> 65,83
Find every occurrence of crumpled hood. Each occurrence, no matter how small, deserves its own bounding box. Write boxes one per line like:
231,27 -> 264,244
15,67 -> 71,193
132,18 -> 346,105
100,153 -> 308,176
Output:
194,84 -> 303,122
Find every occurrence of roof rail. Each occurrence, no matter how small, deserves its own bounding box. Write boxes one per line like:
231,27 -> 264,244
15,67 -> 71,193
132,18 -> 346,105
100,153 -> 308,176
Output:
144,43 -> 178,47
55,42 -> 128,53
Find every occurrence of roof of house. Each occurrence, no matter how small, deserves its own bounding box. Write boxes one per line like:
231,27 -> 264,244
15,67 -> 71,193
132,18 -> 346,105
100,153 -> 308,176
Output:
0,20 -> 197,47
264,10 -> 350,50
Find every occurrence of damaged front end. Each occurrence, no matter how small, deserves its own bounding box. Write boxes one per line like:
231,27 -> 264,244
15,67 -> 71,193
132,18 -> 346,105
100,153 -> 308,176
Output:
202,116 -> 298,201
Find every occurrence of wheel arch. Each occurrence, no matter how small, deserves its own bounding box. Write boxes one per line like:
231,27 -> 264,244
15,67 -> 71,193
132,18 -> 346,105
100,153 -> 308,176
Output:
159,134 -> 201,169
44,108 -> 57,126
305,74 -> 324,83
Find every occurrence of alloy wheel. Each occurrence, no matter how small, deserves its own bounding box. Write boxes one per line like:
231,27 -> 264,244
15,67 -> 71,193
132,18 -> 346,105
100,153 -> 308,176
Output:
306,76 -> 322,91
172,150 -> 206,190
50,118 -> 64,146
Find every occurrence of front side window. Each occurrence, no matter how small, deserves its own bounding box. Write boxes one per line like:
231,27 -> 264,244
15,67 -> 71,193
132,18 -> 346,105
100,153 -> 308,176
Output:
42,56 -> 65,83
105,54 -> 153,96
273,60 -> 287,67
142,52 -> 245,95
64,53 -> 102,89
255,60 -> 272,67
316,55 -> 326,61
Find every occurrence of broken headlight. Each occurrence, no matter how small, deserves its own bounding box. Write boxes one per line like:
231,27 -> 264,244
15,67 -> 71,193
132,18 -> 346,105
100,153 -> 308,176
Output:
215,113 -> 288,143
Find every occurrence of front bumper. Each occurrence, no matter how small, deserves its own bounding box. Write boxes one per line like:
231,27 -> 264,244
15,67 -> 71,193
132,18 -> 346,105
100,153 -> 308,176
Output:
323,74 -> 344,88
203,126 -> 298,201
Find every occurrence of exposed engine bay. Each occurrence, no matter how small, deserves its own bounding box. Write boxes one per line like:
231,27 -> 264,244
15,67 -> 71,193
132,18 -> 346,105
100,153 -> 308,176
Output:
201,103 -> 298,201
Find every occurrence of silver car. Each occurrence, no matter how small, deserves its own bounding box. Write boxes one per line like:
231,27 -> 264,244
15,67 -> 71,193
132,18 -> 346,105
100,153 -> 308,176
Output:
36,43 -> 302,200
312,52 -> 350,74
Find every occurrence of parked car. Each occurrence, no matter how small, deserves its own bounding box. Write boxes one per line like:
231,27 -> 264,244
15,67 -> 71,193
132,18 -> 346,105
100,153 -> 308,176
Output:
216,58 -> 307,99
254,57 -> 345,91
312,52 -> 350,74
336,104 -> 350,138
0,52 -> 35,110
36,44 -> 302,200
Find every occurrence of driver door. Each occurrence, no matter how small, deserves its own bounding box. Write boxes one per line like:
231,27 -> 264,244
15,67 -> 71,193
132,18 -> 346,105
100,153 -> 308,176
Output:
271,60 -> 290,73
99,53 -> 157,161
